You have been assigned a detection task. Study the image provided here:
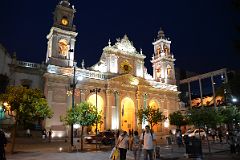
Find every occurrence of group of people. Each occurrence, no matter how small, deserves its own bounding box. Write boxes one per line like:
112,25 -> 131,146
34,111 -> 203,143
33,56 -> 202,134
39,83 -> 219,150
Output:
114,125 -> 157,160
42,128 -> 52,142
227,131 -> 240,154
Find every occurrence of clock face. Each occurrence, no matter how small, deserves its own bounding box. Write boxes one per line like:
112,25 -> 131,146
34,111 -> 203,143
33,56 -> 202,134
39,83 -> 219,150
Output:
120,60 -> 132,73
123,65 -> 130,72
61,18 -> 68,26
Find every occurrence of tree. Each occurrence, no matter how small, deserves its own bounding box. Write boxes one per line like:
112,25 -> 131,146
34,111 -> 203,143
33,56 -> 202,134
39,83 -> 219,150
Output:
187,108 -> 221,153
219,106 -> 240,131
61,101 -> 101,151
137,106 -> 165,129
0,86 -> 53,153
169,111 -> 188,130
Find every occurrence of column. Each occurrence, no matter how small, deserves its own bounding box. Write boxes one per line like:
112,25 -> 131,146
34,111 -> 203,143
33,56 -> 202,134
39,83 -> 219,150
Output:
188,82 -> 192,108
211,76 -> 217,109
105,89 -> 112,130
136,91 -> 141,131
111,91 -> 119,130
199,79 -> 203,107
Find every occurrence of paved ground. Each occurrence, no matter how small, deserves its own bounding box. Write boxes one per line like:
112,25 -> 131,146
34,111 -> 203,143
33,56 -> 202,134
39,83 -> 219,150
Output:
4,137 -> 240,160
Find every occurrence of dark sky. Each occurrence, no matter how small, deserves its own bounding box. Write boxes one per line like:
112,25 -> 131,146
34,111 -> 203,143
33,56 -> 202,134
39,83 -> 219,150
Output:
0,0 -> 239,74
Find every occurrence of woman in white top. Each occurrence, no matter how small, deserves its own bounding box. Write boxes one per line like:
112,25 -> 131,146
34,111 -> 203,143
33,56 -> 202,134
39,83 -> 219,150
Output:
116,131 -> 129,160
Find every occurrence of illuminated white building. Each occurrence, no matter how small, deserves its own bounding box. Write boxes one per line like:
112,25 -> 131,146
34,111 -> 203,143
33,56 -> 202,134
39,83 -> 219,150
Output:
0,0 -> 180,138
43,0 -> 179,137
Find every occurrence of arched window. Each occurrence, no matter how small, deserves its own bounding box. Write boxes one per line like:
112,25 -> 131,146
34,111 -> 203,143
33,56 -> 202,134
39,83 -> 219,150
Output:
167,65 -> 172,78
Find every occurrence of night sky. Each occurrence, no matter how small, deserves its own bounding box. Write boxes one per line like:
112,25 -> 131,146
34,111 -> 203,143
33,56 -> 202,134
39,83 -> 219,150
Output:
0,0 -> 239,74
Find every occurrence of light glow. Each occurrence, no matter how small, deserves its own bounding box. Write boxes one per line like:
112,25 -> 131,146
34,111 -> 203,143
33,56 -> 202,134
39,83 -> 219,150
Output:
232,98 -> 237,103
130,78 -> 139,85
73,124 -> 80,129
164,118 -> 170,128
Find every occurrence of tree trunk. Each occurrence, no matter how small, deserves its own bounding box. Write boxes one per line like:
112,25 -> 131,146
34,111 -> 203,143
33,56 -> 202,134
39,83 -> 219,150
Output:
10,120 -> 17,154
80,126 -> 84,151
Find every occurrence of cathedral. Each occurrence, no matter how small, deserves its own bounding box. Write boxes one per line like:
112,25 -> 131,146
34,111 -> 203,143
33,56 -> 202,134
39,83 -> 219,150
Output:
1,0 -> 180,138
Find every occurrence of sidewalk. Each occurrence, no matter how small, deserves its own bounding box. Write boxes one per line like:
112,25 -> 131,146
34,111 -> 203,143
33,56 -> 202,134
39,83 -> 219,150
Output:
5,137 -> 239,160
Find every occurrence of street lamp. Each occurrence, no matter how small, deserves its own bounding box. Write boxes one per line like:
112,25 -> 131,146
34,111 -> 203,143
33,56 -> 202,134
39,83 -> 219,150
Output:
232,98 -> 237,103
2,102 -> 13,117
70,62 -> 77,147
90,88 -> 101,149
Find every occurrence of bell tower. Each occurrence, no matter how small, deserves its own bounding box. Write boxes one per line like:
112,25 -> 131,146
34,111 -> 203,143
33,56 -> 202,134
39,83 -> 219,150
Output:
45,0 -> 78,67
151,28 -> 176,85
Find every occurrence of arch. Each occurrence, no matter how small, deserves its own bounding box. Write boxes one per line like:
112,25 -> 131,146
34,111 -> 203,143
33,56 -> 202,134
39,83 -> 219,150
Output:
148,99 -> 161,133
121,97 -> 135,132
149,99 -> 159,109
87,94 -> 104,131
167,65 -> 172,77
58,39 -> 69,56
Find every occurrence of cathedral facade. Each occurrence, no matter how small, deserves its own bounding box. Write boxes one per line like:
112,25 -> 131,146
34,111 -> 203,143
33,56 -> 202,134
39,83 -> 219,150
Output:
43,0 -> 179,137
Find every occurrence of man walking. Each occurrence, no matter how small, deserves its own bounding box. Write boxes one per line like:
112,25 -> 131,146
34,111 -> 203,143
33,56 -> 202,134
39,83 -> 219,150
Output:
140,125 -> 156,160
0,129 -> 7,160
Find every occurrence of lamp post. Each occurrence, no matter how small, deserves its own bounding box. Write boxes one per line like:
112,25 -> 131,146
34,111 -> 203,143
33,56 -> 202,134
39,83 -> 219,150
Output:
90,88 -> 101,149
70,62 -> 76,147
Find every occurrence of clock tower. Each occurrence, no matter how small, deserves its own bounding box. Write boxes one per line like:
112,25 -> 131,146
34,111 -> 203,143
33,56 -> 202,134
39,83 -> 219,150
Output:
151,28 -> 176,85
46,0 -> 78,67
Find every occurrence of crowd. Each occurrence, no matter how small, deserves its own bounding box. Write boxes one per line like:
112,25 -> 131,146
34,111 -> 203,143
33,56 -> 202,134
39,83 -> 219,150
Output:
111,125 -> 157,160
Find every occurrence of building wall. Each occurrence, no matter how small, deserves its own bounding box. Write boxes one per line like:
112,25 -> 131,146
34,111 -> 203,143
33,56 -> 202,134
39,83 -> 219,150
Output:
0,44 -> 11,76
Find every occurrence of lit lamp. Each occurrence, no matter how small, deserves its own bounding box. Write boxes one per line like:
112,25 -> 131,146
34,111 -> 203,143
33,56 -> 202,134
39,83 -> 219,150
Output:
232,98 -> 237,103
164,118 -> 170,128
73,124 -> 80,129
3,102 -> 13,117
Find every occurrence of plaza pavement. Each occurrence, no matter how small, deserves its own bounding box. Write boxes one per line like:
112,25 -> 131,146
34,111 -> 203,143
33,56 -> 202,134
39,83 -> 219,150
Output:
5,137 -> 240,160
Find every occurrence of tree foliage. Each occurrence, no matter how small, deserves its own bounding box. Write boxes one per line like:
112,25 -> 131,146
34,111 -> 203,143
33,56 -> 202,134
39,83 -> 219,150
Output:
61,101 -> 99,126
61,101 -> 101,151
0,85 -> 53,153
137,106 -> 165,129
0,86 -> 53,123
219,106 -> 240,130
169,111 -> 188,129
187,108 -> 221,129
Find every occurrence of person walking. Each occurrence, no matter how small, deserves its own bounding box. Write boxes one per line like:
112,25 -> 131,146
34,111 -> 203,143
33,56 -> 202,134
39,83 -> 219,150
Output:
116,131 -> 129,160
0,129 -> 7,160
48,129 -> 52,143
131,131 -> 141,160
26,128 -> 31,137
140,125 -> 156,160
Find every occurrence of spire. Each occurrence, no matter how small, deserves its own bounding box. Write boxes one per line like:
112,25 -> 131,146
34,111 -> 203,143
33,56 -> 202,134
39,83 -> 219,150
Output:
123,34 -> 129,40
108,39 -> 111,47
140,48 -> 143,54
81,59 -> 85,69
157,27 -> 165,39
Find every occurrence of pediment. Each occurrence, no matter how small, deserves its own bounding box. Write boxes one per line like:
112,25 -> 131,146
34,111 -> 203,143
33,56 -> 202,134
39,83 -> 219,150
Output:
108,74 -> 151,86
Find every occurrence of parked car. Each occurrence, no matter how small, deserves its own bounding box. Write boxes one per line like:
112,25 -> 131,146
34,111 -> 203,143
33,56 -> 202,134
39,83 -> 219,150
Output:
183,129 -> 206,138
84,131 -> 115,145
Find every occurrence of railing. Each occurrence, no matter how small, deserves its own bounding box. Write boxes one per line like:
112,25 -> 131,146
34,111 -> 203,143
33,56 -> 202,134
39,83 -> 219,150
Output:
16,61 -> 41,68
80,70 -> 109,80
